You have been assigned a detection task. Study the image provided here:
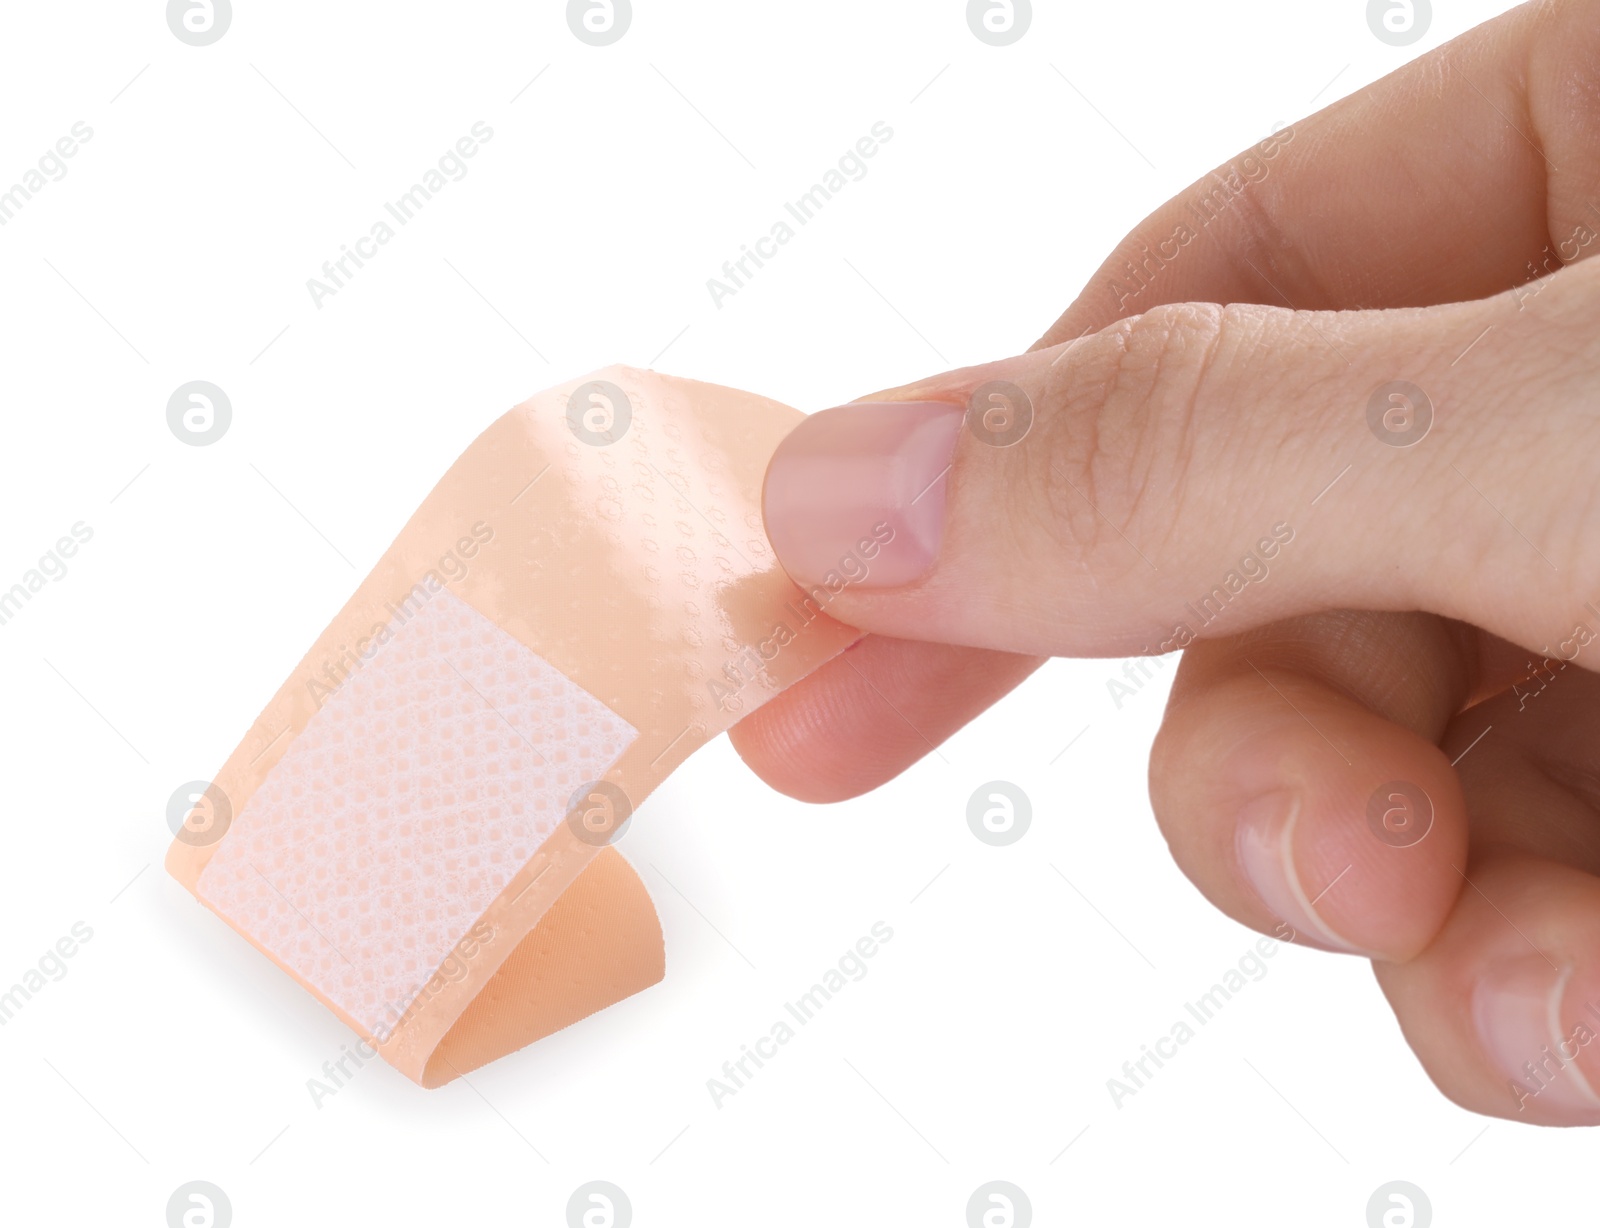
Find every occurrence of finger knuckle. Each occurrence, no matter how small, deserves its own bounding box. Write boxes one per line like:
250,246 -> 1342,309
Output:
1027,301 -> 1226,567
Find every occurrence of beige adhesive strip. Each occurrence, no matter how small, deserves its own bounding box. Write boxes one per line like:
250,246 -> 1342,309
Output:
167,366 -> 861,1087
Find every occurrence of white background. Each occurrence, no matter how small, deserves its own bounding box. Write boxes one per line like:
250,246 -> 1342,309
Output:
0,1 -> 1561,1225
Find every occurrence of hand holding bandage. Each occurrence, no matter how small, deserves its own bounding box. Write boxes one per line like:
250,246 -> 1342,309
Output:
734,0 -> 1600,1127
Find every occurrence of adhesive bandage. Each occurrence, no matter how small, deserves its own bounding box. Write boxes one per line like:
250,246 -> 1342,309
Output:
166,367 -> 861,1087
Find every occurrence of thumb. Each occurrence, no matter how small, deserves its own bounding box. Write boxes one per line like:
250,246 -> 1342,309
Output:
762,291 -> 1588,658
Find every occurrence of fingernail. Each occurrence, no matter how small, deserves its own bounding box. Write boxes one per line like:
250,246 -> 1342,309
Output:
763,401 -> 964,589
1473,959 -> 1600,1123
1235,792 -> 1368,955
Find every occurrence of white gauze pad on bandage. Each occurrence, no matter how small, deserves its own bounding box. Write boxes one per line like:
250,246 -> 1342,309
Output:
166,367 -> 860,1087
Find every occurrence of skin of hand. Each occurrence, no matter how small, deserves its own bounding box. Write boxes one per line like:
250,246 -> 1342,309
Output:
733,0 -> 1600,1126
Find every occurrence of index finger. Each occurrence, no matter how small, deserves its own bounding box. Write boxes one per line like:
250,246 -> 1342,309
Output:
1035,0 -> 1600,348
